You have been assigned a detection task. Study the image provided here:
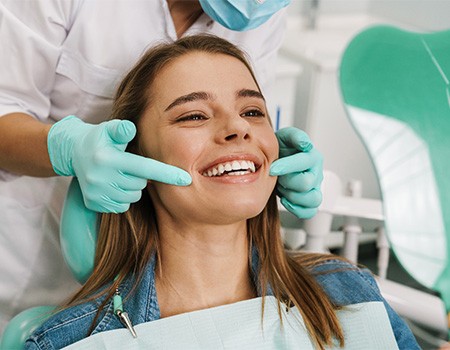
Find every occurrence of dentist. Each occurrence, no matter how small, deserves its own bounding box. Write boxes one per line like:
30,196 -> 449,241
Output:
0,0 -> 323,333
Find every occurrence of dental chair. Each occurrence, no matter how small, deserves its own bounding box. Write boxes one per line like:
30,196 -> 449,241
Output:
339,25 -> 450,341
0,178 -> 98,349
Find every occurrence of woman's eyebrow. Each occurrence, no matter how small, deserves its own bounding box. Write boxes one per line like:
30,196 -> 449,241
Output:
236,88 -> 265,101
164,89 -> 264,112
164,91 -> 214,111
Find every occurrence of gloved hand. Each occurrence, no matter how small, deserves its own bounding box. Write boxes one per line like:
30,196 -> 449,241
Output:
270,127 -> 323,219
47,115 -> 191,213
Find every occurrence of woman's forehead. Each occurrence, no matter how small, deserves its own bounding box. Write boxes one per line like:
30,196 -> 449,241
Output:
151,52 -> 258,102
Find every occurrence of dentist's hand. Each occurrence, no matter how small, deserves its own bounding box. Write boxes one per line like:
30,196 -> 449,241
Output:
47,115 -> 191,213
270,127 -> 323,219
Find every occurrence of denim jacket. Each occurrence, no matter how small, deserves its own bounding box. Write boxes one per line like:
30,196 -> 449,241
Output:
25,253 -> 420,350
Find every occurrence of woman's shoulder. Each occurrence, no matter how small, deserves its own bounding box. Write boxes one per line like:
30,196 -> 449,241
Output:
306,258 -> 421,349
25,297 -> 118,350
307,258 -> 383,306
24,266 -> 157,349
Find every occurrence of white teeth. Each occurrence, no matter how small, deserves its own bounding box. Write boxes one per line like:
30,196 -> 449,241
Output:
231,160 -> 241,170
229,171 -> 248,176
202,160 -> 257,177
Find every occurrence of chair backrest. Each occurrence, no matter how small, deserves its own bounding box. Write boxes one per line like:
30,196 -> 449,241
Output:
339,25 -> 450,312
0,306 -> 55,349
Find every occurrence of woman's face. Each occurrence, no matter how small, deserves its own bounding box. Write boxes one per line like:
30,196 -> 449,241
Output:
139,51 -> 278,225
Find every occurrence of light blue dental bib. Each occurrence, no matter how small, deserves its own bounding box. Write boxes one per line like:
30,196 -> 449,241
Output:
62,297 -> 398,349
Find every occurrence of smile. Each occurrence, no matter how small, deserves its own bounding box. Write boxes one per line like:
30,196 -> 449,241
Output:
202,160 -> 257,177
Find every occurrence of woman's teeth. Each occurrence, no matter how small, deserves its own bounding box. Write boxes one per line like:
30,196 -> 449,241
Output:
202,160 -> 256,177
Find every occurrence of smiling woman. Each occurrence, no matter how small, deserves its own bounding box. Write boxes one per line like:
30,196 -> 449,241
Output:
138,48 -> 278,228
25,35 -> 419,350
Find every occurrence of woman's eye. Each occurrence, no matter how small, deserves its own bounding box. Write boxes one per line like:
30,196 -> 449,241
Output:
242,109 -> 265,118
177,114 -> 207,122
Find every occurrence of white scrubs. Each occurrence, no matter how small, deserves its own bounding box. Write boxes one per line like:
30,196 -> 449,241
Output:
0,0 -> 286,334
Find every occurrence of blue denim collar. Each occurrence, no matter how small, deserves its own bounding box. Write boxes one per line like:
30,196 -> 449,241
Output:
250,244 -> 274,297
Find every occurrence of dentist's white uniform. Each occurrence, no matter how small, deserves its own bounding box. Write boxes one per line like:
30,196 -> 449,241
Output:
0,0 -> 286,333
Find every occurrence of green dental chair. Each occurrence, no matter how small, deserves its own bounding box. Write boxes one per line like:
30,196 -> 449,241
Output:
0,178 -> 98,349
339,25 -> 450,340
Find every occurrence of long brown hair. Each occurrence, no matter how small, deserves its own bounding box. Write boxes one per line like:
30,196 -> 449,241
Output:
64,34 -> 345,349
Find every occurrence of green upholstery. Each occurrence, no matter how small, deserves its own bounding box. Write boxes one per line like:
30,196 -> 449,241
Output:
60,178 -> 98,285
340,26 -> 450,318
0,306 -> 55,349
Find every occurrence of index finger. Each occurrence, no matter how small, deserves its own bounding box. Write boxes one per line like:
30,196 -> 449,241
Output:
114,152 -> 192,186
270,151 -> 318,176
276,127 -> 313,155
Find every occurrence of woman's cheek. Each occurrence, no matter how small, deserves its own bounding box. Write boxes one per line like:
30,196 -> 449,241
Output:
264,130 -> 280,163
162,134 -> 204,171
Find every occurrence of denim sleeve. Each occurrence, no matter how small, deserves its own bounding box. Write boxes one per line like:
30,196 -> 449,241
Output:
359,269 -> 421,350
24,340 -> 43,350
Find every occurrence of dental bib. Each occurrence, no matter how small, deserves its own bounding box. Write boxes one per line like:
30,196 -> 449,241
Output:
62,297 -> 398,349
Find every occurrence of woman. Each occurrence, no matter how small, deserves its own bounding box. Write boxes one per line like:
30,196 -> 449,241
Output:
26,34 -> 419,349
0,1 -> 322,329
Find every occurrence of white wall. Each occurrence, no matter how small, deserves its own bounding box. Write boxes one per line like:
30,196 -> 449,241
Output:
288,0 -> 370,16
289,0 -> 450,31
368,0 -> 450,31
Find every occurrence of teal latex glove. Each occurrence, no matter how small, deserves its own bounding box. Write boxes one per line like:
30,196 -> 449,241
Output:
270,127 -> 323,219
47,115 -> 192,213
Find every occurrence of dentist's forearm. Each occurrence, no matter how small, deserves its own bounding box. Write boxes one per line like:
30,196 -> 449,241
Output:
0,112 -> 55,177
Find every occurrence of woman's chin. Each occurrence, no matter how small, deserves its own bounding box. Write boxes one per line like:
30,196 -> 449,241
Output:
207,201 -> 267,224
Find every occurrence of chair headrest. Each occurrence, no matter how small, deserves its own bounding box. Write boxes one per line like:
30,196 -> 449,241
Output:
60,178 -> 98,284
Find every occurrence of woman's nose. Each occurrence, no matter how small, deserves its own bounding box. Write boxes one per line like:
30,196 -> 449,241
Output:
219,114 -> 251,143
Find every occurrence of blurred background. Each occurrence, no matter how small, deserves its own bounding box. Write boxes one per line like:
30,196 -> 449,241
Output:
272,2 -> 450,348
273,0 -> 450,200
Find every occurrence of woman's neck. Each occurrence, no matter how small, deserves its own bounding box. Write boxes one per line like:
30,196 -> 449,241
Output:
166,0 -> 203,38
155,221 -> 256,318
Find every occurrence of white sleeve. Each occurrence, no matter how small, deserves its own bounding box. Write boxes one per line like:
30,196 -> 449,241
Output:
0,0 -> 82,120
250,8 -> 287,105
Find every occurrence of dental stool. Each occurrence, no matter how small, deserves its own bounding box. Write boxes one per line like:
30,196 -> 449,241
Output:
339,25 -> 450,339
0,178 -> 98,349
